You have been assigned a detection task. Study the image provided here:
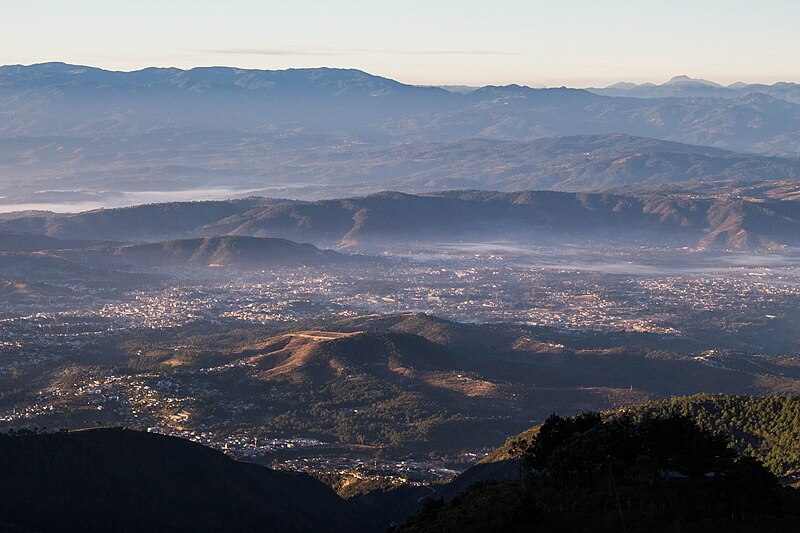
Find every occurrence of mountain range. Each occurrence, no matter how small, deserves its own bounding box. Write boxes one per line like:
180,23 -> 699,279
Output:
2,188 -> 799,250
589,75 -> 800,103
1,63 -> 800,207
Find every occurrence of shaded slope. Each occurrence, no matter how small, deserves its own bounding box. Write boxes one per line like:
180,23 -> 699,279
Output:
212,190 -> 709,245
0,280 -> 75,303
362,393 -> 800,529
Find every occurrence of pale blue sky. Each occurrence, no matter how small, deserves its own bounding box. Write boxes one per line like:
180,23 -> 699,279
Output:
3,0 -> 798,87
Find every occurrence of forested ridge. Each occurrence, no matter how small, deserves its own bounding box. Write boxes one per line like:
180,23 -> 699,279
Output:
402,402 -> 800,532
491,394 -> 800,477
623,394 -> 800,476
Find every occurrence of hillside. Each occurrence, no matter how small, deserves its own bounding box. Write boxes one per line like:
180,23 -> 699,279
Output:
0,427 -> 368,532
80,236 -> 357,270
621,395 -> 800,477
7,403 -> 798,532
4,310 -> 800,530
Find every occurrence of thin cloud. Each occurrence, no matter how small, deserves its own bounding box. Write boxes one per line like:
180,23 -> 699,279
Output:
395,50 -> 518,56
199,48 -> 348,57
200,47 -> 517,57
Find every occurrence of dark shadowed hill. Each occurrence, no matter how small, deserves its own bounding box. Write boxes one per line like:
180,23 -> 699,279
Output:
0,428 -> 369,532
483,394 -> 800,477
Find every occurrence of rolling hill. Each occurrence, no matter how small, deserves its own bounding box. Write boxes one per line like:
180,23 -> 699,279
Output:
0,235 -> 372,288
0,198 -> 269,242
0,280 -> 76,303
120,313 -> 800,459
78,236 -> 360,270
484,393 -> 800,477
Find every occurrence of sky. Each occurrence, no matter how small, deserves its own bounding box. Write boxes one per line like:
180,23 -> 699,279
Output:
2,0 -> 799,87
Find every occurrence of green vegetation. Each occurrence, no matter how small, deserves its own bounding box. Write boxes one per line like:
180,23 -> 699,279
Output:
492,394 -> 800,477
267,380 -> 449,447
625,394 -> 800,476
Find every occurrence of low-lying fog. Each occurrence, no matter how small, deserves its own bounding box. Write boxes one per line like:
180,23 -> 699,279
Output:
0,187 -> 270,213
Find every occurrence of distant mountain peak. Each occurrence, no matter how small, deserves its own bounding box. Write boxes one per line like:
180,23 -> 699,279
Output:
666,75 -> 694,84
664,75 -> 723,87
